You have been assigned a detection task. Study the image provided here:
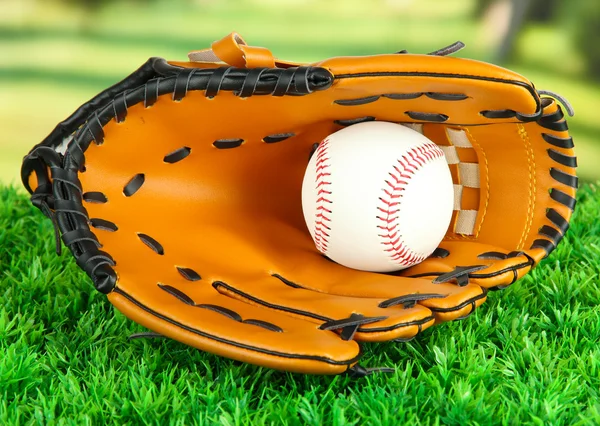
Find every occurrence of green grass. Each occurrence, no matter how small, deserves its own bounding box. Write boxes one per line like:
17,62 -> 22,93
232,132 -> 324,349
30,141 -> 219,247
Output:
1,182 -> 600,425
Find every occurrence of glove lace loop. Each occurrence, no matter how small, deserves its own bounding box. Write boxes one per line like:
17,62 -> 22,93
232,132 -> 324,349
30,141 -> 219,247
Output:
538,90 -> 575,117
427,41 -> 466,56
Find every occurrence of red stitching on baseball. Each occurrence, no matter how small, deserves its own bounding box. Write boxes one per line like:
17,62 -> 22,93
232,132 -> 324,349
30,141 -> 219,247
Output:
409,149 -> 427,166
377,141 -> 445,266
400,156 -> 419,172
314,138 -> 333,253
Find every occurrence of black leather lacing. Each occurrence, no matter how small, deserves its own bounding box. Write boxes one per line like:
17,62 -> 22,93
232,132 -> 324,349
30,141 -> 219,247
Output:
176,267 -> 201,281
263,133 -> 296,143
378,293 -> 446,309
531,102 -> 577,257
319,314 -> 388,341
90,218 -> 118,232
163,146 -> 191,164
334,117 -> 376,126
430,247 -> 450,258
428,41 -> 466,56
348,364 -> 395,377
21,60 -> 333,294
433,265 -> 490,286
82,191 -> 108,203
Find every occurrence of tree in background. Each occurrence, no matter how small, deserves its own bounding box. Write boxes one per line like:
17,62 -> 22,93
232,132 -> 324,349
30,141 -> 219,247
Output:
475,0 -> 600,80
475,0 -> 559,64
476,0 -> 532,64
527,0 -> 560,22
571,1 -> 600,81
495,0 -> 531,64
474,0 -> 560,21
473,0 -> 495,18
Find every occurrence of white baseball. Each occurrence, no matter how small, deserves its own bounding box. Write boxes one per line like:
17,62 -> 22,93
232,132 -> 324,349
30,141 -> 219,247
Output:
301,121 -> 454,272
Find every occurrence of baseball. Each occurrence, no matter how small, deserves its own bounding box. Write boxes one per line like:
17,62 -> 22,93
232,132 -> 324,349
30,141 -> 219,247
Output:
301,121 -> 454,272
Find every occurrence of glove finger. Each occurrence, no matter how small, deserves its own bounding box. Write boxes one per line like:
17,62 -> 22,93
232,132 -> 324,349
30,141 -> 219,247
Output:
109,274 -> 362,375
398,241 -> 534,290
93,219 -> 438,342
274,249 -> 487,324
212,275 -> 435,343
85,196 -> 486,326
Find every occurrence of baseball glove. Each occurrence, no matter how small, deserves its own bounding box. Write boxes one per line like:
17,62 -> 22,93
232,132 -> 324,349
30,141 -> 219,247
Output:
22,33 -> 577,375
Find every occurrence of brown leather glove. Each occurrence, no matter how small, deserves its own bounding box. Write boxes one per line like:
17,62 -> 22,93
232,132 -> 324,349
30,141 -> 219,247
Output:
21,33 -> 577,375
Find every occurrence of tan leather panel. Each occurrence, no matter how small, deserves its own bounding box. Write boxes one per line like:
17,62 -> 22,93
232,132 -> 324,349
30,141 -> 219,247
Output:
77,83 -> 572,284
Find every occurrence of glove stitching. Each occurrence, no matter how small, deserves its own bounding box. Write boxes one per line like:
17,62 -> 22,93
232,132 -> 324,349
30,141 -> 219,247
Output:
517,123 -> 536,250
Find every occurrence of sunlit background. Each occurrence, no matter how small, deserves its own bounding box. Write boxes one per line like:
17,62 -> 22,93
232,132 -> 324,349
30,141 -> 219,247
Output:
1,0 -> 599,186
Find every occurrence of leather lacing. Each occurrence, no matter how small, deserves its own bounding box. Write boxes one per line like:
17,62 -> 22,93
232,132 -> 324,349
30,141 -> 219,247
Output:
531,101 -> 578,256
21,60 -> 333,294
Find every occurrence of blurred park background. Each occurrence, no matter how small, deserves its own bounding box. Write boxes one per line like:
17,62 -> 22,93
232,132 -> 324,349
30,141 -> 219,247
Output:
1,0 -> 599,186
